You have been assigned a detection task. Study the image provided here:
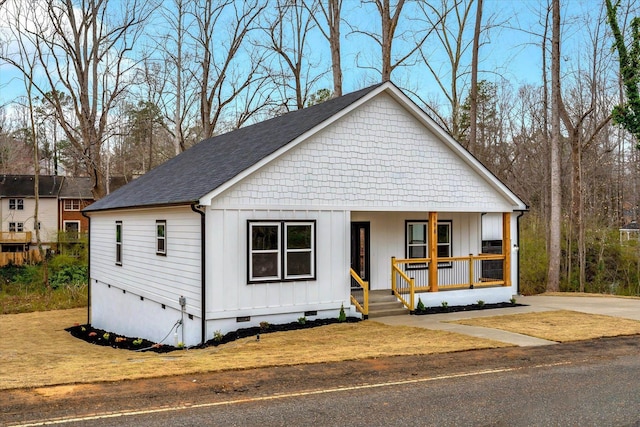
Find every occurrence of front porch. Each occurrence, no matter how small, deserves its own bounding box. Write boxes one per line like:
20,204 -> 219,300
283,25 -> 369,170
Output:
349,212 -> 514,317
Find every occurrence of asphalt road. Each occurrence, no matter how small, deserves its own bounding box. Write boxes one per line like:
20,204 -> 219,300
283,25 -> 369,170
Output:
5,336 -> 640,427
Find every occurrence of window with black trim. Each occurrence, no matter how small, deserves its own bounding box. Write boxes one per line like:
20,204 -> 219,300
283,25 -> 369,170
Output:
405,220 -> 452,268
156,220 -> 166,255
248,221 -> 315,282
9,222 -> 24,232
9,199 -> 23,210
115,221 -> 123,266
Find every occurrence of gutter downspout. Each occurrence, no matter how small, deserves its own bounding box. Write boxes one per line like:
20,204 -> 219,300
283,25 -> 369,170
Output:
81,211 -> 91,326
191,204 -> 206,345
516,210 -> 526,295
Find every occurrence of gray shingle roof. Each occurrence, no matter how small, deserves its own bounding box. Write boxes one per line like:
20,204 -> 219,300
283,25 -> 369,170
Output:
59,177 -> 94,199
0,175 -> 64,197
84,84 -> 383,212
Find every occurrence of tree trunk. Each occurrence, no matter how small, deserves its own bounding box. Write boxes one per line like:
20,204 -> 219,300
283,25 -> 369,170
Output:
468,0 -> 483,150
328,0 -> 342,97
547,0 -> 561,292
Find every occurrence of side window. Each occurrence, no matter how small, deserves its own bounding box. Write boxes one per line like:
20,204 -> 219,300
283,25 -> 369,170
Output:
248,221 -> 316,283
407,222 -> 427,259
249,222 -> 281,281
156,220 -> 166,255
64,200 -> 81,211
9,222 -> 24,232
9,199 -> 23,210
284,223 -> 314,279
115,221 -> 123,266
437,222 -> 451,258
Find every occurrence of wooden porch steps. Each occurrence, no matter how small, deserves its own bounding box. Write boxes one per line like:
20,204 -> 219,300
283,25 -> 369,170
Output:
367,290 -> 410,318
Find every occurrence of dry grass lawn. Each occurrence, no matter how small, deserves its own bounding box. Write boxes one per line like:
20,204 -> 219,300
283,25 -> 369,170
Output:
452,310 -> 640,342
0,308 -> 510,390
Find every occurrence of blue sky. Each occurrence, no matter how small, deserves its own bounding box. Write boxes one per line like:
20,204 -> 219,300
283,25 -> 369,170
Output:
0,0 -> 620,122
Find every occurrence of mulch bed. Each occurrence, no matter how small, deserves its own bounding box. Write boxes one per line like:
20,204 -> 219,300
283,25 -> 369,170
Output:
414,301 -> 525,315
66,317 -> 361,353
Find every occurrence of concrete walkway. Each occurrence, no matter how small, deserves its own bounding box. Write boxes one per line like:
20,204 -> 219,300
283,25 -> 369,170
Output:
374,294 -> 640,347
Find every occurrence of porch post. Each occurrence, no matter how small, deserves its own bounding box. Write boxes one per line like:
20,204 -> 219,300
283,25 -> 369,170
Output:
502,212 -> 512,287
428,211 -> 438,292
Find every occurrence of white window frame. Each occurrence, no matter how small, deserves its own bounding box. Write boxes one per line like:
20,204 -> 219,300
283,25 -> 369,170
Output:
284,222 -> 315,280
115,221 -> 123,266
156,220 -> 166,255
9,198 -> 23,210
249,222 -> 281,282
406,220 -> 452,268
406,221 -> 428,262
248,220 -> 316,283
10,222 -> 24,232
64,199 -> 81,211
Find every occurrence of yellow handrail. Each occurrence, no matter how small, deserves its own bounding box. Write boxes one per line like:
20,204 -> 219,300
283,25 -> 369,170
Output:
391,257 -> 415,311
392,253 -> 508,291
349,268 -> 369,316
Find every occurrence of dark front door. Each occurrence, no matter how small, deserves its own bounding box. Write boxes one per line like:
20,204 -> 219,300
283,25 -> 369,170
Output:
350,222 -> 370,282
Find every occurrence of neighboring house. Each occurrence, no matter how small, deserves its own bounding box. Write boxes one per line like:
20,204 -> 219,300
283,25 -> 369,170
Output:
0,175 -> 64,265
83,82 -> 528,347
620,220 -> 640,243
58,177 -> 94,236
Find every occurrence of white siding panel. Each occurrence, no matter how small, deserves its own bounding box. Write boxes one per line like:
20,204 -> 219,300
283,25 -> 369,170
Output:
89,206 -> 202,314
351,211 -> 483,291
205,208 -> 349,319
210,93 -> 514,212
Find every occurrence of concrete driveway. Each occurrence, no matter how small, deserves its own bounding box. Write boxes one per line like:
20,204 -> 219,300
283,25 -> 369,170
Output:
374,294 -> 640,347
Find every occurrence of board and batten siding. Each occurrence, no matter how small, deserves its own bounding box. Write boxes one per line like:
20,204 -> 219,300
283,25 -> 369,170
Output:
89,206 -> 202,343
206,92 -> 516,213
205,208 -> 349,322
351,211 -> 481,291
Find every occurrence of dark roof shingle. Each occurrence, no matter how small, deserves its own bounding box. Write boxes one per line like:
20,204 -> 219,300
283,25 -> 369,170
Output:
0,175 -> 64,197
59,177 -> 94,199
85,84 -> 382,212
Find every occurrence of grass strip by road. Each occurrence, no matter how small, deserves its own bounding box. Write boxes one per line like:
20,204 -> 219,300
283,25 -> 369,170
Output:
0,308 -> 510,390
451,310 -> 640,342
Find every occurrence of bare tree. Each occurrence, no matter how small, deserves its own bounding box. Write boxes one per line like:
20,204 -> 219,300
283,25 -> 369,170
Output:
6,10 -> 49,284
305,0 -> 343,97
468,0 -> 483,149
193,0 -> 267,138
352,0 -> 430,83
558,4 -> 613,292
155,0 -> 199,155
416,0 -> 499,143
0,0 -> 155,198
259,0 -> 325,111
548,0 -> 561,292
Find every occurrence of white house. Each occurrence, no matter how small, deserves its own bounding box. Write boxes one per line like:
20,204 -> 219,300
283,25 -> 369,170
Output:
83,82 -> 528,346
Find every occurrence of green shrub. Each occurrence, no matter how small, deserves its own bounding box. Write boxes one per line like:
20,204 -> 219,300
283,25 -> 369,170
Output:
338,304 -> 346,322
49,264 -> 87,290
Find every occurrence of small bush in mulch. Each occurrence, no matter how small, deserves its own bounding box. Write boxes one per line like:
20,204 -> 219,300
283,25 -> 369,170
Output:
413,301 -> 525,315
65,325 -> 176,353
66,317 -> 361,353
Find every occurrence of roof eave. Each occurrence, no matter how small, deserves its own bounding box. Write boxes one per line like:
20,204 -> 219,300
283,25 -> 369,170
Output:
83,200 -> 198,214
